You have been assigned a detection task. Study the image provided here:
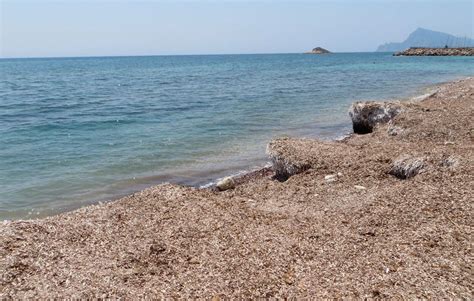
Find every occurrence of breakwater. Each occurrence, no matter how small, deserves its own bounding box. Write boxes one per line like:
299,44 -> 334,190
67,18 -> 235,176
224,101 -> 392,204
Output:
394,47 -> 474,56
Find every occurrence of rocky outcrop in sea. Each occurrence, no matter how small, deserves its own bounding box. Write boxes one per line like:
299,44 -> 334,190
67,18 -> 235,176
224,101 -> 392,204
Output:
305,47 -> 331,54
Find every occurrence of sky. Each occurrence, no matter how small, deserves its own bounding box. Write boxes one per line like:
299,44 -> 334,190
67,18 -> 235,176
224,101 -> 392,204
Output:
0,0 -> 472,58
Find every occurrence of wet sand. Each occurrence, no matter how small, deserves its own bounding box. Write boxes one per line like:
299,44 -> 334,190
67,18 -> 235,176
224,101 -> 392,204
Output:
1,77 -> 473,298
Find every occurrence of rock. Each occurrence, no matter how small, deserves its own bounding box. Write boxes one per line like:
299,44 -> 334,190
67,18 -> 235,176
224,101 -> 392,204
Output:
325,174 -> 337,182
305,47 -> 331,54
389,156 -> 425,179
266,141 -> 311,181
349,102 -> 402,134
266,138 -> 351,182
216,177 -> 235,191
270,157 -> 310,181
354,185 -> 367,190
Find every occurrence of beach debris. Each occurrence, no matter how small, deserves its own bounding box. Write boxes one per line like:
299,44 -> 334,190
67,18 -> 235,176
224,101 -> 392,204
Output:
283,269 -> 295,285
149,242 -> 166,255
387,124 -> 404,136
354,185 -> 367,190
358,228 -> 376,236
349,101 -> 402,134
187,257 -> 200,264
412,91 -> 437,102
325,173 -> 343,183
389,156 -> 425,179
216,177 -> 236,191
440,155 -> 459,169
211,295 -> 221,301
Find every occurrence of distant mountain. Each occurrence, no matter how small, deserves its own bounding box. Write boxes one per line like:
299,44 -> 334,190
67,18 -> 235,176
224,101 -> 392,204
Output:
376,28 -> 474,52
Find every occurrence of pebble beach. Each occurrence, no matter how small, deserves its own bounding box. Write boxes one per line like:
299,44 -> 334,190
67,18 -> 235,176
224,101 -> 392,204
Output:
1,77 -> 473,298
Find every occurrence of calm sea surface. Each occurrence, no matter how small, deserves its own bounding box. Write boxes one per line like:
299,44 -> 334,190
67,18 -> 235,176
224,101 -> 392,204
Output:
0,53 -> 472,219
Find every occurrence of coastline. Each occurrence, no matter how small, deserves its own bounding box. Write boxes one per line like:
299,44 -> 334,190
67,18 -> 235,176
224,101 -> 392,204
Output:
0,78 -> 445,221
1,76 -> 473,298
204,78 -> 450,190
3,53 -> 473,221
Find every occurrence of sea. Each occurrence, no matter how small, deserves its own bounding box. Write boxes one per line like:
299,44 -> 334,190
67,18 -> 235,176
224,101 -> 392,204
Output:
1,53 -> 472,219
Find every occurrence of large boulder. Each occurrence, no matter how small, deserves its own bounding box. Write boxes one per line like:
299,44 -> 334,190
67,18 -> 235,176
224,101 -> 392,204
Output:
266,138 -> 312,181
349,101 -> 402,134
216,177 -> 236,191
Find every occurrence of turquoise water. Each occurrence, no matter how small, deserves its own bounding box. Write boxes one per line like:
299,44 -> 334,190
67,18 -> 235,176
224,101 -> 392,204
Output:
0,53 -> 472,219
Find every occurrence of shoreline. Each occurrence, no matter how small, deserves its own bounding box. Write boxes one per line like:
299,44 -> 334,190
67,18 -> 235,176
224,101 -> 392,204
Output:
1,76 -> 473,298
200,78 -> 449,189
3,52 -> 473,221
0,125 -> 350,221
0,78 -> 449,221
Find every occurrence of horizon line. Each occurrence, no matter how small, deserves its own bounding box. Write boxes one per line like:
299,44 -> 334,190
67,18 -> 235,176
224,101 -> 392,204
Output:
0,51 -> 386,60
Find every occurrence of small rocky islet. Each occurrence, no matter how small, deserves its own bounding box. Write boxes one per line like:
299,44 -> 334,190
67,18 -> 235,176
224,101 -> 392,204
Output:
304,47 -> 331,54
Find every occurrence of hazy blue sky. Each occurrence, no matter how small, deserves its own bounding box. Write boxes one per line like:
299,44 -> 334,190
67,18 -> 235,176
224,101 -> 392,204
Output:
1,0 -> 472,58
